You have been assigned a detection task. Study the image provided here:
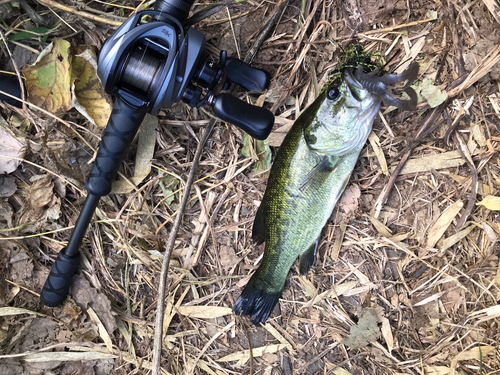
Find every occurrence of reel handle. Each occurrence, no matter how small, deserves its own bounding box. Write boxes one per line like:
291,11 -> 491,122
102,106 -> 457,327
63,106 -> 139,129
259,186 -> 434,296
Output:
212,93 -> 274,140
225,58 -> 270,92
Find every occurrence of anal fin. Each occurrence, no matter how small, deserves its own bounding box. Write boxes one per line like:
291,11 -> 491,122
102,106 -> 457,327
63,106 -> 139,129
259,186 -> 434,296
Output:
299,237 -> 319,275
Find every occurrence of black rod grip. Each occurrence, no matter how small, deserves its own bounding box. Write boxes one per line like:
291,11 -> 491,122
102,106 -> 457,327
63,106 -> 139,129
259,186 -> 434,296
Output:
212,93 -> 274,140
40,194 -> 100,307
40,247 -> 80,307
85,93 -> 148,196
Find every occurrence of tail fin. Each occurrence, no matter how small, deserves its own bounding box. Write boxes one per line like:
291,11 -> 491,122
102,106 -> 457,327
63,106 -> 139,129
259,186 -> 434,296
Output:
233,277 -> 281,325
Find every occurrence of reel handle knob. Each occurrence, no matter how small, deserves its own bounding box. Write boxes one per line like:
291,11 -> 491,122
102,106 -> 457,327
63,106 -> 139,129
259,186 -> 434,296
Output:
225,58 -> 270,92
212,93 -> 274,140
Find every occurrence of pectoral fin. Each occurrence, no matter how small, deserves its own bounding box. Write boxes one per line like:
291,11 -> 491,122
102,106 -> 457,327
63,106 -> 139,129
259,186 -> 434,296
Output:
299,237 -> 319,275
299,156 -> 337,192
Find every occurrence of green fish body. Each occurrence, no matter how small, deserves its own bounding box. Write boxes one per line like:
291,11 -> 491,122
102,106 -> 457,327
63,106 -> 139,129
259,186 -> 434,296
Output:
233,71 -> 382,325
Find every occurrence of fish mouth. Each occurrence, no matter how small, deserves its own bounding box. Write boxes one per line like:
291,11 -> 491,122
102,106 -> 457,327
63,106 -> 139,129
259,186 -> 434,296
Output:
327,69 -> 381,157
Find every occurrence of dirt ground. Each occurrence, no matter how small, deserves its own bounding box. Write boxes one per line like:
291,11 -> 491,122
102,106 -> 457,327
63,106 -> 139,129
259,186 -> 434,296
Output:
1,0 -> 500,374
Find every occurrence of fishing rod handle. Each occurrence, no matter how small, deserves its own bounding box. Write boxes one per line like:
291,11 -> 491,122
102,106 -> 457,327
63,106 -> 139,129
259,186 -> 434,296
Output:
40,247 -> 80,307
85,90 -> 148,197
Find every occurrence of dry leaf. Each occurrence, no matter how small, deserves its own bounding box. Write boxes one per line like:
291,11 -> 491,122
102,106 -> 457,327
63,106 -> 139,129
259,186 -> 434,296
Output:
440,224 -> 474,251
331,368 -> 355,375
0,122 -> 26,174
0,176 -> 17,197
477,195 -> 500,210
176,305 -> 232,319
261,323 -> 296,356
23,39 -> 73,113
368,132 -> 388,175
15,175 -> 61,232
217,343 -> 289,366
369,216 -> 392,237
397,148 -> 478,175
0,306 -> 45,317
341,308 -> 380,349
423,366 -> 451,375
426,200 -> 463,248
24,351 -> 117,362
72,46 -> 113,128
380,317 -> 394,353
451,345 -> 495,370
339,184 -> 361,215
72,275 -> 117,334
87,306 -> 113,352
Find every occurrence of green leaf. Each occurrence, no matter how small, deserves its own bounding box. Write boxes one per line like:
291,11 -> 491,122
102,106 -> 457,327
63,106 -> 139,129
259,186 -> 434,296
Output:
412,78 -> 448,108
241,134 -> 272,175
8,27 -> 49,41
23,39 -> 73,114
159,174 -> 179,206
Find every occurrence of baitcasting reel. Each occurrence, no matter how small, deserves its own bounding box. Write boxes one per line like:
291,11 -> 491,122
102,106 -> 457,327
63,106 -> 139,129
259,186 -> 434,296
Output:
40,0 -> 275,307
97,5 -> 274,139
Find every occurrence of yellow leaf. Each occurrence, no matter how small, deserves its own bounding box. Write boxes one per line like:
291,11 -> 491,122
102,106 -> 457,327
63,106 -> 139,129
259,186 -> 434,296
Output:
23,39 -> 72,113
176,305 -> 232,319
477,195 -> 500,210
72,46 -> 112,128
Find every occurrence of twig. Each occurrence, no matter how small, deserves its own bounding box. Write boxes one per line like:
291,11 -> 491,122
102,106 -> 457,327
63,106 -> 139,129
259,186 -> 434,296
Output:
442,107 -> 477,231
242,324 -> 254,375
447,1 -> 466,77
35,0 -> 122,26
452,129 -> 477,230
185,0 -> 234,26
244,0 -> 291,64
151,119 -> 217,375
357,17 -> 437,36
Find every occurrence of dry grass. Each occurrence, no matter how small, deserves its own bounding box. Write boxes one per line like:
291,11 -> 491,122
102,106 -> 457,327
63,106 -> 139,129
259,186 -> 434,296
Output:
1,0 -> 500,374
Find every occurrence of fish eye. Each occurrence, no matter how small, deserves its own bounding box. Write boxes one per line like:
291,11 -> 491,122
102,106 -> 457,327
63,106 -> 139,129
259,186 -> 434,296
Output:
327,87 -> 340,101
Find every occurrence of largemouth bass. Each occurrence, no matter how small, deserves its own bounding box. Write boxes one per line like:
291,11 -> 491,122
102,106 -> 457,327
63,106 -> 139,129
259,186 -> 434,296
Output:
233,61 -> 419,325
